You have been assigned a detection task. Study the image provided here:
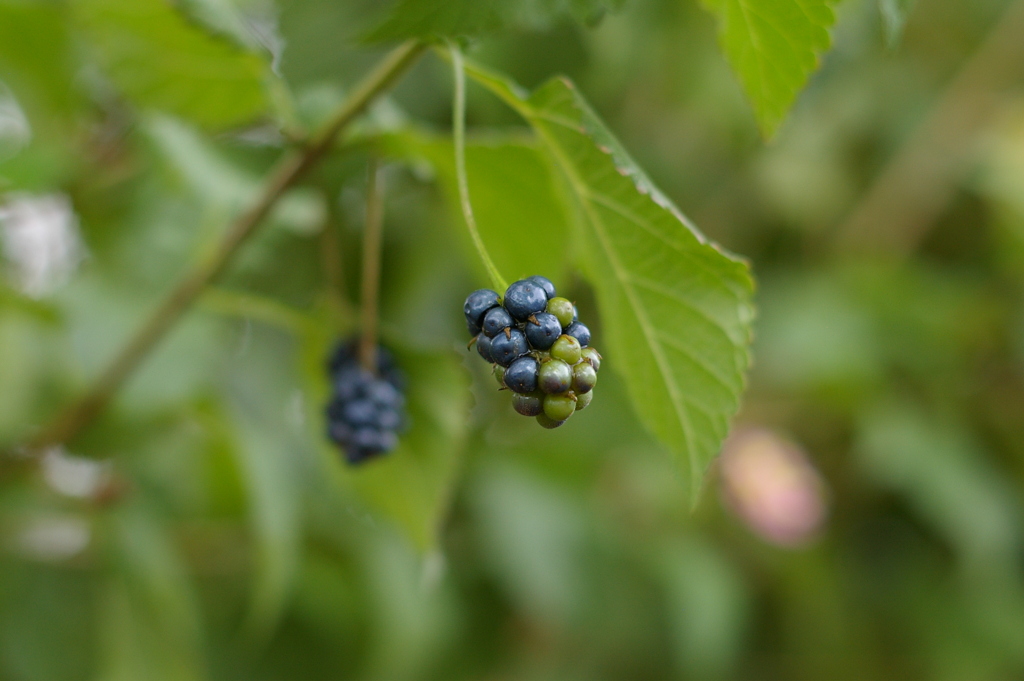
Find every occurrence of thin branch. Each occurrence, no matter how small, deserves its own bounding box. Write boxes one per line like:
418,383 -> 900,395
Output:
19,40 -> 426,455
319,187 -> 354,325
358,159 -> 384,371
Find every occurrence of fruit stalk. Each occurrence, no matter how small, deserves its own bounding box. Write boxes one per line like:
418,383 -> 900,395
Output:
359,160 -> 384,372
449,40 -> 508,293
17,40 -> 427,456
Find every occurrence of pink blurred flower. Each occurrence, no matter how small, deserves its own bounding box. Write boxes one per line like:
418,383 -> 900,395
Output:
719,428 -> 828,547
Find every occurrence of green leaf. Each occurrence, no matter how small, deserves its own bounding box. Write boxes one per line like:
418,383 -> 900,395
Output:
98,508 -> 206,681
302,320 -> 469,553
857,401 -> 1021,565
700,0 -> 836,137
365,0 -> 624,42
74,0 -> 270,129
380,128 -> 572,287
144,115 -> 325,232
0,1 -> 82,122
466,65 -> 754,499
879,0 -> 916,47
172,0 -> 277,54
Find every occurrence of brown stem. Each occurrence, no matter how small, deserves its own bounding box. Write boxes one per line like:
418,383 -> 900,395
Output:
358,159 -> 384,372
19,40 -> 426,455
319,188 -> 354,324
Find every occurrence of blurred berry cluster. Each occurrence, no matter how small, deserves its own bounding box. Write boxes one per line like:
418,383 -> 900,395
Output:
325,340 -> 406,464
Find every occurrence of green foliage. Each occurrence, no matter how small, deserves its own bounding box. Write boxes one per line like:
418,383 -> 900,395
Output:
464,64 -> 754,497
700,0 -> 836,137
380,129 -> 572,285
3,0 -> 1024,679
365,0 -> 625,41
302,324 -> 470,553
75,0 -> 271,129
0,2 -> 82,122
879,0 -> 917,46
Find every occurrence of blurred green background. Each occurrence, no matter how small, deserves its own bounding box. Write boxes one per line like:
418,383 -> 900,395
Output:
2,0 -> 1024,679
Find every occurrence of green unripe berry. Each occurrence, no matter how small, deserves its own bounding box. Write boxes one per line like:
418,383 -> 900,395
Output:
574,390 -> 593,411
550,334 -> 582,364
538,359 -> 572,394
536,413 -> 566,429
543,393 -> 576,421
581,347 -> 602,372
572,362 -> 597,394
493,364 -> 506,387
512,392 -> 544,417
546,297 -> 575,328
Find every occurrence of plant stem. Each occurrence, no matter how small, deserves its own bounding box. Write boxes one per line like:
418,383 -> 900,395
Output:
319,187 -> 354,325
20,40 -> 426,455
449,41 -> 508,294
358,160 -> 384,372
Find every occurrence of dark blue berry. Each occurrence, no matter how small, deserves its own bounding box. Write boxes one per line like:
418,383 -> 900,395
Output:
564,321 -> 591,347
503,280 -> 548,322
482,306 -> 515,337
343,399 -> 377,427
366,380 -> 403,408
326,398 -> 347,421
467,318 -> 482,336
525,312 -> 561,350
476,333 -> 495,363
464,289 -> 500,328
504,356 -> 539,393
527,275 -> 556,300
327,419 -> 351,444
378,409 -> 402,431
376,430 -> 398,451
333,366 -> 369,400
490,328 -> 529,367
512,392 -> 544,416
351,427 -> 382,451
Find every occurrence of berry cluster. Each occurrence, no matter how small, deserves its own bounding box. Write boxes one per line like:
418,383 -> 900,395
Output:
465,276 -> 601,428
325,340 -> 406,464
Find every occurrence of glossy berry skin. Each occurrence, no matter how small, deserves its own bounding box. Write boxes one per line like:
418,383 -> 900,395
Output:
525,312 -> 562,350
550,334 -> 582,365
538,359 -> 572,394
476,334 -> 494,363
543,393 -> 576,421
503,279 -> 548,321
464,289 -> 500,328
504,356 -> 539,394
536,413 -> 566,429
572,362 -> 598,394
482,306 -> 514,337
512,392 -> 544,417
546,297 -> 575,329
581,347 -> 602,372
467,319 -> 482,336
527,275 -> 556,300
564,321 -> 591,347
493,364 -> 506,387
490,328 -> 529,367
574,390 -> 593,411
